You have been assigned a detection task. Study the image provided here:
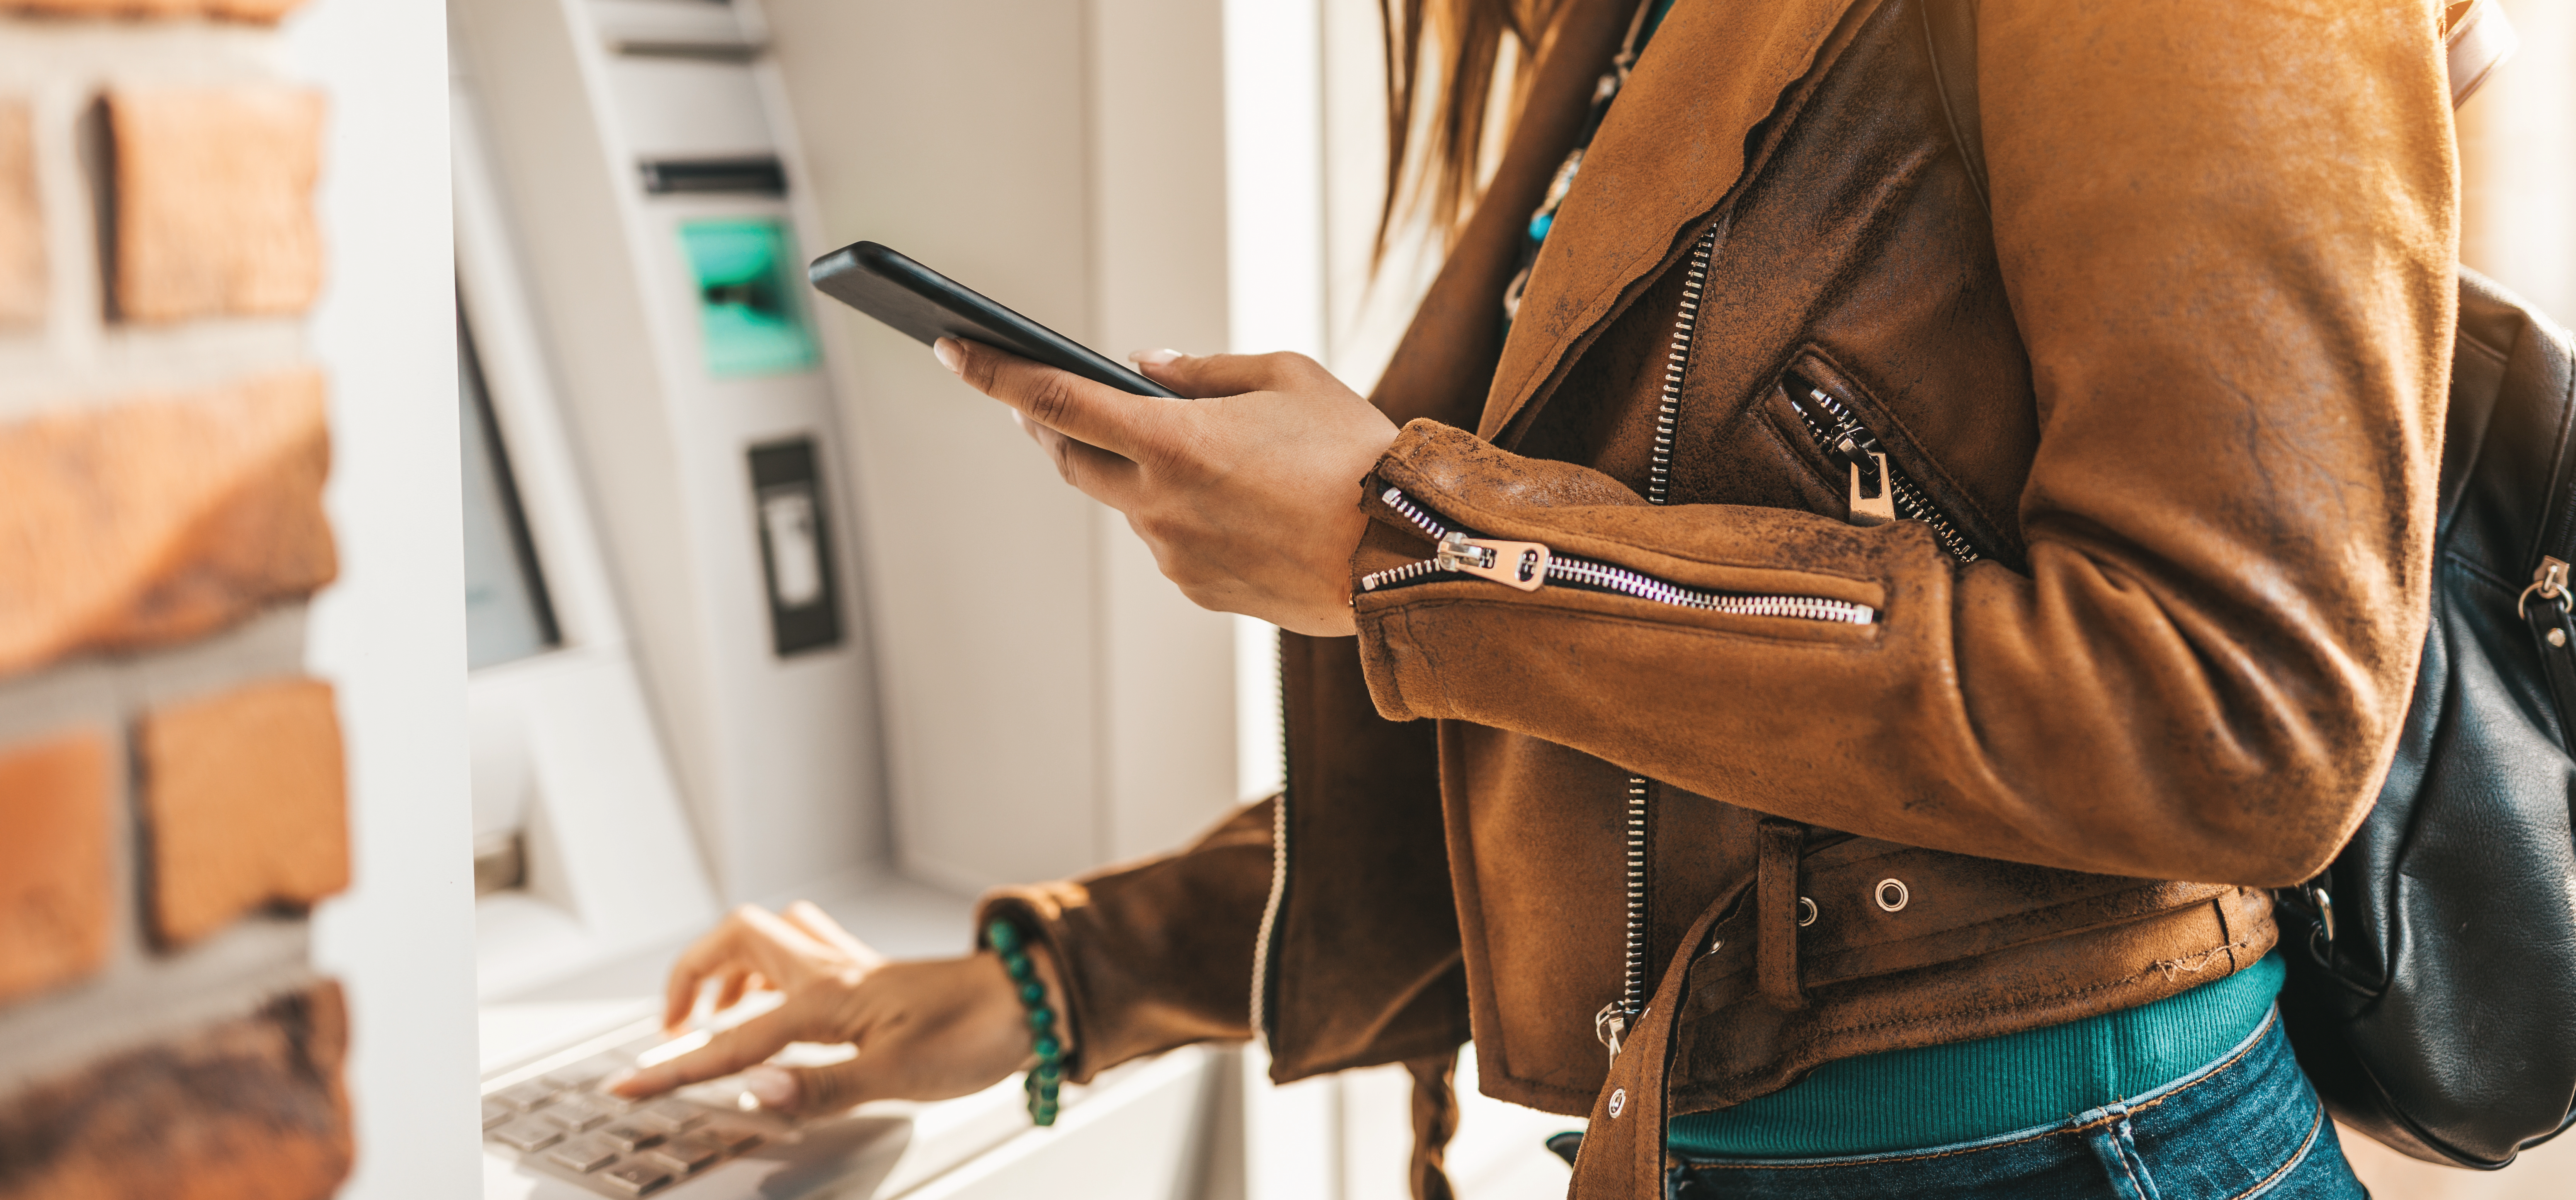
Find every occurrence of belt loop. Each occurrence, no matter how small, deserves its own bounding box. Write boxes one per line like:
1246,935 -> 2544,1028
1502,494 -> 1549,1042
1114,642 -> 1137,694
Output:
1756,818 -> 1809,1011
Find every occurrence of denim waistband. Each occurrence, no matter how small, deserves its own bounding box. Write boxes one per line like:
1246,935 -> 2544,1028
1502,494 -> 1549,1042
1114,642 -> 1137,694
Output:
1670,1007 -> 2366,1200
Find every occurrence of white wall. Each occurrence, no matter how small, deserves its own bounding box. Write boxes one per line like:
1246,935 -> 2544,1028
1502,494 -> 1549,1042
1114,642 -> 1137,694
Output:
287,0 -> 484,1195
757,0 -> 1244,891
2460,0 -> 2576,318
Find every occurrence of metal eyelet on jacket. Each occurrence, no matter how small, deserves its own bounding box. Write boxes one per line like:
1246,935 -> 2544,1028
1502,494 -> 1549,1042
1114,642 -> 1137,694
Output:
1875,878 -> 1910,912
1796,897 -> 1818,926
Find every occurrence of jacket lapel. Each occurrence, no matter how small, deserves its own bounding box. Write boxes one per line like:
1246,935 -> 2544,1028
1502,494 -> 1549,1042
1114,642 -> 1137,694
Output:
1478,0 -> 1866,442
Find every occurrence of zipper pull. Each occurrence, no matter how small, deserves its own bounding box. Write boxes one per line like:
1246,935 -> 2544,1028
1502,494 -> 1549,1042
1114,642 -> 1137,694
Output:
1847,451 -> 1894,526
1435,530 -> 1552,591
1594,1001 -> 1628,1062
2520,556 -> 2570,619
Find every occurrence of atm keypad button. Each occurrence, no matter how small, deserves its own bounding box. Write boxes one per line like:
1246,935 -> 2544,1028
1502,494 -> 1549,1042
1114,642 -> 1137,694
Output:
545,1135 -> 619,1173
490,1115 -> 564,1153
633,1098 -> 710,1133
600,1161 -> 672,1195
643,1130 -> 724,1174
493,1079 -> 560,1111
699,1123 -> 763,1155
596,1122 -> 664,1153
544,1093 -> 622,1132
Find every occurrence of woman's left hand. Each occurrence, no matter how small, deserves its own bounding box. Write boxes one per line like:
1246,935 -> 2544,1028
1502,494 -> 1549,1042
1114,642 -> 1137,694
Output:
938,339 -> 1398,638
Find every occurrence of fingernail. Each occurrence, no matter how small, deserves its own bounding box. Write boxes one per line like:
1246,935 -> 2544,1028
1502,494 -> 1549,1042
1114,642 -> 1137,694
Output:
933,338 -> 962,374
1132,349 -> 1183,367
604,1069 -> 641,1096
744,1065 -> 800,1111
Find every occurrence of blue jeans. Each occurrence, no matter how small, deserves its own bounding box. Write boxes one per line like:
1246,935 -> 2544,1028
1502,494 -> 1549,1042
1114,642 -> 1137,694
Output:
1668,1008 -> 2367,1198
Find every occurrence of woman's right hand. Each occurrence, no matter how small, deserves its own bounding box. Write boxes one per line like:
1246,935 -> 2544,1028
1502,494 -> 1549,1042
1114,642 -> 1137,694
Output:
608,901 -> 1061,1116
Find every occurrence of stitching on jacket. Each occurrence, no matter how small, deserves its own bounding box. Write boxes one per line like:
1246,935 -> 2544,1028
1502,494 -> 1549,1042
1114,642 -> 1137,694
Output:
2151,936 -> 2258,982
1685,1011 -> 2277,1173
1386,597 -> 1883,655
1690,931 -> 2265,1093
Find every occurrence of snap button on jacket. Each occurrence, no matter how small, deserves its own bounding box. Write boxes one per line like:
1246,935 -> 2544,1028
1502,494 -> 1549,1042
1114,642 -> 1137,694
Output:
980,0 -> 2457,1192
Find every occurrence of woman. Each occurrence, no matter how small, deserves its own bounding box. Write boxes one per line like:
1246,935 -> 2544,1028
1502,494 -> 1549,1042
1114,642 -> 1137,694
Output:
617,0 -> 2458,1194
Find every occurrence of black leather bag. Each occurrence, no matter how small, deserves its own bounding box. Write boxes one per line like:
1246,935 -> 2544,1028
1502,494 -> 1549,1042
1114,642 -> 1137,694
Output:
1921,0 -> 2576,1168
2275,268 -> 2576,1169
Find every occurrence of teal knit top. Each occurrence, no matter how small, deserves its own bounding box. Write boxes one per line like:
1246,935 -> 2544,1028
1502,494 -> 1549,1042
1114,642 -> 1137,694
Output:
1668,954 -> 2287,1156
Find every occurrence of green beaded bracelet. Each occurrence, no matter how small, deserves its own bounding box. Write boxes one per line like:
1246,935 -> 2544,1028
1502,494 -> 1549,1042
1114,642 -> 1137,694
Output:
986,918 -> 1065,1126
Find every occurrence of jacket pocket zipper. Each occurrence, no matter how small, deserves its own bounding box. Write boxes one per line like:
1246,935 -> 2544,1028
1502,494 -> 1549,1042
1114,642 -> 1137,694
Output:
1780,376 -> 1984,564
1358,486 -> 1879,625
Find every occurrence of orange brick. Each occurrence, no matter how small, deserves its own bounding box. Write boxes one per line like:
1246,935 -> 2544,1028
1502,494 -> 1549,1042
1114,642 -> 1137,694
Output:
108,85 -> 322,322
0,99 -> 40,327
139,677 -> 347,947
0,369 -> 336,677
0,0 -> 307,21
0,980 -> 351,1200
0,730 -> 114,1001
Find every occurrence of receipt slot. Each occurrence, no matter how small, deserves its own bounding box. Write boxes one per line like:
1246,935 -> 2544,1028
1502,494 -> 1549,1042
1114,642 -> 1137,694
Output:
748,438 -> 840,657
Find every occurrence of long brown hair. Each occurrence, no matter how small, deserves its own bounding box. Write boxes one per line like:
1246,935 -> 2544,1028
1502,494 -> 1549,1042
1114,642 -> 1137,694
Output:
1377,0 -> 1570,259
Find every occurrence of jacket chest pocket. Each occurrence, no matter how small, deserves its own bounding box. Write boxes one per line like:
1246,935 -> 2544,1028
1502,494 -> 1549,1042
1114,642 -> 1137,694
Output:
1756,348 -> 2013,566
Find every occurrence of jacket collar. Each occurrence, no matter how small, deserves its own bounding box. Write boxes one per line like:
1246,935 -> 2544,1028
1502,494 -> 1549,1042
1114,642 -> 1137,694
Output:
1366,0 -> 1634,432
1476,0 -> 1868,442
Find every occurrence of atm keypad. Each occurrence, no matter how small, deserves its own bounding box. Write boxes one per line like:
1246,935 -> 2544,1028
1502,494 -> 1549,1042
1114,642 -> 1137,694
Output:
484,1068 -> 778,1197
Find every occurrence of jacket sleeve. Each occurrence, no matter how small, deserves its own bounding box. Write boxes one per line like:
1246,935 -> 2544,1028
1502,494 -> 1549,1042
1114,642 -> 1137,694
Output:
1348,0 -> 2457,887
974,798 -> 1270,1082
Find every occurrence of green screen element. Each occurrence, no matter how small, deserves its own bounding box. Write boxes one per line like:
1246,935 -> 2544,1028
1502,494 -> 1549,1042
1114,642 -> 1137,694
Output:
680,219 -> 817,378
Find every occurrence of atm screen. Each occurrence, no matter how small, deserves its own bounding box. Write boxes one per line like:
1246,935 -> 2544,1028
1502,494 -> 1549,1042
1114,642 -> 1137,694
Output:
459,310 -> 562,670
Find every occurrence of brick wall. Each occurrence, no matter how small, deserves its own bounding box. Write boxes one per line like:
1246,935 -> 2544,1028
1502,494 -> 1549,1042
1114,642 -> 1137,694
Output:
0,2 -> 354,1198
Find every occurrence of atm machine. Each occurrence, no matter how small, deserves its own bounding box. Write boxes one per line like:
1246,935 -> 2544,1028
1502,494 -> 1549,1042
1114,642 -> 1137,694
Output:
446,0 -> 1234,1196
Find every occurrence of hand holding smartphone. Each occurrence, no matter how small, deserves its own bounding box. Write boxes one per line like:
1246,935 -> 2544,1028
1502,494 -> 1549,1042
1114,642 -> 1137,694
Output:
806,241 -> 1182,399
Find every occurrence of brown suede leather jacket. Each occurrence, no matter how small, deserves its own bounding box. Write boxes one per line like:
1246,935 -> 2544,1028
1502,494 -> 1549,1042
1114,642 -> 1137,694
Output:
981,0 -> 2455,1189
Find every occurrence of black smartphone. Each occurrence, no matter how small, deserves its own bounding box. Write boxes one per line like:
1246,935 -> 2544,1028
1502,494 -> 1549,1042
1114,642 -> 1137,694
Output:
806,240 -> 1182,399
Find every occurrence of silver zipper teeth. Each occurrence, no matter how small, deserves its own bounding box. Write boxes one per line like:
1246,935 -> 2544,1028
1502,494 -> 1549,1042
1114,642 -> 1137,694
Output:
1647,229 -> 1717,505
1621,776 -> 1651,1019
1361,487 -> 1875,624
1625,225 -> 1722,1040
1379,488 -> 1449,541
1787,386 -> 1982,564
1544,557 -> 1874,621
1356,558 -> 1444,590
1249,631 -> 1291,1050
1624,229 -> 1718,1035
